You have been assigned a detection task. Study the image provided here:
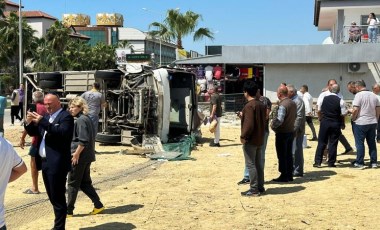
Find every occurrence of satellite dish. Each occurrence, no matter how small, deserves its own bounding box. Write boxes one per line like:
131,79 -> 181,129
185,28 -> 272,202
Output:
349,63 -> 361,72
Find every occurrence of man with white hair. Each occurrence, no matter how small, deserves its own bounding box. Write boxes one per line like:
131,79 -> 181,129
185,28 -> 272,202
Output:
287,84 -> 305,177
314,84 -> 347,168
20,91 -> 47,194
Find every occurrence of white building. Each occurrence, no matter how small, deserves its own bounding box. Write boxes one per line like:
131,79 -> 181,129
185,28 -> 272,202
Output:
22,11 -> 57,38
4,1 -> 57,38
176,0 -> 380,102
118,27 -> 177,66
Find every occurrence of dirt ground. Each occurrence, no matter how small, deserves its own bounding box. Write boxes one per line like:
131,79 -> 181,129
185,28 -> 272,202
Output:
3,119 -> 380,230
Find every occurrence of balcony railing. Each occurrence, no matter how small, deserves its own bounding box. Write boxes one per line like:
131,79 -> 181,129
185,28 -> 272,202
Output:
340,25 -> 380,44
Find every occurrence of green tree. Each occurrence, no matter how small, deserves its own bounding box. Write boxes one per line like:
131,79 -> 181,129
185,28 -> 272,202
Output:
90,42 -> 117,70
0,12 -> 36,88
0,0 -> 5,18
149,9 -> 214,49
45,21 -> 71,70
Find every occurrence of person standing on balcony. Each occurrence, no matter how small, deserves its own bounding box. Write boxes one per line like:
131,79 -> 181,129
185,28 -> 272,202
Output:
348,21 -> 362,43
367,12 -> 379,43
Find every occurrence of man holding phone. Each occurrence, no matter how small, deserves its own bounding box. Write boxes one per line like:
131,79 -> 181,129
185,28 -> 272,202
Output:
20,91 -> 47,194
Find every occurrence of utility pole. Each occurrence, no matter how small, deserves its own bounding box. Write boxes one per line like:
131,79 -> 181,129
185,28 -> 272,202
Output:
19,0 -> 23,85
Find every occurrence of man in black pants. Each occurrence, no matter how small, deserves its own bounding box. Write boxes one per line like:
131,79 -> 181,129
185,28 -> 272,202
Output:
271,85 -> 297,182
314,84 -> 347,167
25,94 -> 74,230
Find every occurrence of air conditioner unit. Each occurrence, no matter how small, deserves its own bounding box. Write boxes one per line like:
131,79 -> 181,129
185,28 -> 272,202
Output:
348,63 -> 368,73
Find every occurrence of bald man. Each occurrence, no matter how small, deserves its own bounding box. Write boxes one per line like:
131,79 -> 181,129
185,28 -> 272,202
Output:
270,85 -> 297,182
25,93 -> 74,230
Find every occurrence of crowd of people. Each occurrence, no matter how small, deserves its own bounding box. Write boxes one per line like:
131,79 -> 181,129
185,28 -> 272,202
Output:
1,77 -> 380,229
0,83 -> 105,230
235,79 -> 380,197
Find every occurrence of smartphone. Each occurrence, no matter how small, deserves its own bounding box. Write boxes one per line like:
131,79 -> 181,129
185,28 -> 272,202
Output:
28,103 -> 36,112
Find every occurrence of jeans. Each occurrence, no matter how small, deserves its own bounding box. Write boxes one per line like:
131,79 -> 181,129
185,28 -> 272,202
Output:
293,132 -> 305,175
353,123 -> 377,165
88,114 -> 99,137
377,118 -> 380,141
243,143 -> 264,192
243,131 -> 269,179
367,27 -> 378,43
275,132 -> 294,180
0,225 -> 7,230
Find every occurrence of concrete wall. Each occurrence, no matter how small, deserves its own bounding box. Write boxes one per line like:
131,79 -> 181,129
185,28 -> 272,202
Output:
264,63 -> 377,102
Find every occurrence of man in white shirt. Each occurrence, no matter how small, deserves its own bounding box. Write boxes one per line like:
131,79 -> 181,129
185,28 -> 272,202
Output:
317,79 -> 353,155
300,85 -> 317,141
0,137 -> 27,229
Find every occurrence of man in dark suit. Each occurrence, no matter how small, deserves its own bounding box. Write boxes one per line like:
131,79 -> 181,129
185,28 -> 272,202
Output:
25,93 -> 74,230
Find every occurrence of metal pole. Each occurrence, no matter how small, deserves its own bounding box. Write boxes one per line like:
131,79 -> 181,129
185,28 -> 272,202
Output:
159,36 -> 162,66
18,0 -> 23,85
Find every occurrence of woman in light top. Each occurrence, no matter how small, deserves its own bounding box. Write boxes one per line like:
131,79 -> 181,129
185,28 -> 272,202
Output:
367,12 -> 379,43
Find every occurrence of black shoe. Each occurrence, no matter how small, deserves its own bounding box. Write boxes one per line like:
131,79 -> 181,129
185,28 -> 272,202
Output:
328,164 -> 336,167
309,137 -> 318,141
313,163 -> 322,168
341,148 -> 353,155
258,188 -> 266,193
293,173 -> 303,177
237,178 -> 250,185
209,142 -> 220,147
241,189 -> 260,197
288,177 -> 294,182
272,177 -> 289,182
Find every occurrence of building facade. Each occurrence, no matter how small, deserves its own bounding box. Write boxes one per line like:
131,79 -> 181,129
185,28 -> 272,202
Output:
175,0 -> 380,102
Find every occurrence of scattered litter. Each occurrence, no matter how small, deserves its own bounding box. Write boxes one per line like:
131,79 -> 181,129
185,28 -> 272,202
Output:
217,153 -> 232,157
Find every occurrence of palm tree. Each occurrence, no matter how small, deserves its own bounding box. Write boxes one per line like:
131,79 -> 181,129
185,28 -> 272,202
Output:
0,12 -> 36,73
45,21 -> 71,70
0,0 -> 5,18
148,9 -> 214,49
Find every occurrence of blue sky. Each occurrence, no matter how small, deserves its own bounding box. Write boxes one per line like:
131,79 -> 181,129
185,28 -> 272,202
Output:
22,0 -> 330,54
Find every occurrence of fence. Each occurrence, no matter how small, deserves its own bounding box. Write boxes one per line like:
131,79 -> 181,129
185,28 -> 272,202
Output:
198,93 -> 246,113
340,25 -> 380,43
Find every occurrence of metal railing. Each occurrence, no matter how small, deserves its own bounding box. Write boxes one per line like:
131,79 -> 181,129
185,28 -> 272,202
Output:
340,25 -> 380,43
198,93 -> 245,113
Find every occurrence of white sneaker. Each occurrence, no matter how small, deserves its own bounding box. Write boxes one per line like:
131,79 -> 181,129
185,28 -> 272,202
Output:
353,163 -> 365,170
371,163 -> 378,169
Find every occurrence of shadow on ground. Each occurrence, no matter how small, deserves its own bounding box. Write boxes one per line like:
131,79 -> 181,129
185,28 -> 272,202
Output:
266,170 -> 337,186
80,222 -> 136,229
265,185 -> 306,195
75,204 -> 144,217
